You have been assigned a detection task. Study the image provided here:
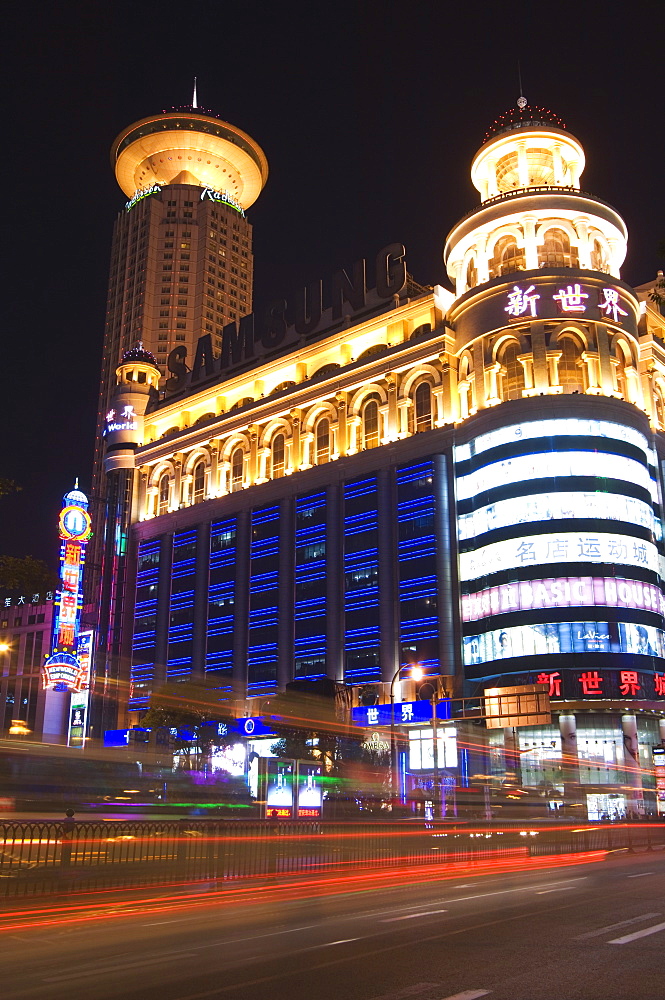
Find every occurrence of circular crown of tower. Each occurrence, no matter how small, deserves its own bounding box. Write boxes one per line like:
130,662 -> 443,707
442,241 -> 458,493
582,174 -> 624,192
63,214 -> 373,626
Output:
64,486 -> 88,507
111,108 -> 269,209
471,102 -> 585,202
120,344 -> 159,367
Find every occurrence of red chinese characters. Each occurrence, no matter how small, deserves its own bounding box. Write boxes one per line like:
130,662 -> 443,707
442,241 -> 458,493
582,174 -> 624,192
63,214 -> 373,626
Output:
537,671 -> 562,697
619,671 -> 641,696
578,670 -> 604,695
655,673 -> 665,697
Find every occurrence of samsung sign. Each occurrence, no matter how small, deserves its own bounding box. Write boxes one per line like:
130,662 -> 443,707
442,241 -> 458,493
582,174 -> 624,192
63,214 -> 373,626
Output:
165,243 -> 408,392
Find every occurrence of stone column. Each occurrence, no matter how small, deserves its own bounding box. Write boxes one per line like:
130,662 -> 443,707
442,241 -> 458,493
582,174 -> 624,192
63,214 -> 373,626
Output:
475,234 -> 490,284
256,446 -> 269,483
522,215 -> 539,270
552,144 -> 564,185
248,429 -> 258,484
173,459 -> 182,510
209,444 -> 219,496
290,413 -> 301,470
347,414 -> 360,454
622,713 -> 645,817
517,141 -> 529,188
336,395 -> 348,456
219,460 -> 230,496
485,362 -> 502,406
136,469 -> 148,520
397,398 -> 410,438
574,217 -> 591,269
559,714 -> 581,809
432,385 -> 445,426
145,486 -> 158,519
300,431 -> 313,469
458,380 -> 470,420
385,375 -> 398,441
181,473 -> 192,508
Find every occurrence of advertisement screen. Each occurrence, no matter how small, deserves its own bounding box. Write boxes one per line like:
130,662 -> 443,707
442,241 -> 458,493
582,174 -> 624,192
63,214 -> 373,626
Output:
408,727 -> 457,770
459,531 -> 658,581
463,620 -> 665,665
456,451 -> 654,503
461,576 -> 665,622
265,759 -> 295,818
458,491 -> 656,541
296,763 -> 323,817
454,418 -> 650,464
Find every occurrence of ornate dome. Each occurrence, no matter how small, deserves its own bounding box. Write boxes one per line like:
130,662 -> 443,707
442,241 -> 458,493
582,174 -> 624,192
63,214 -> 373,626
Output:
120,344 -> 159,367
64,485 -> 88,507
484,101 -> 567,144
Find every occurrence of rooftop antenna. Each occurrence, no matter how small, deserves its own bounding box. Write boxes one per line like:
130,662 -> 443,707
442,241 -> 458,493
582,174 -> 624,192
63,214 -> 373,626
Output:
74,477 -> 79,490
192,77 -> 198,109
517,62 -> 527,109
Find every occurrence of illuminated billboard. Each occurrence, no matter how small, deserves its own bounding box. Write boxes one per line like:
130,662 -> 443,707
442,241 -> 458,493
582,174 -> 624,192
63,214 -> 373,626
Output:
462,577 -> 665,621
458,491 -> 657,541
454,417 -> 651,464
459,531 -> 658,582
264,759 -> 295,818
456,450 -> 655,502
463,620 -> 665,666
296,763 -> 323,817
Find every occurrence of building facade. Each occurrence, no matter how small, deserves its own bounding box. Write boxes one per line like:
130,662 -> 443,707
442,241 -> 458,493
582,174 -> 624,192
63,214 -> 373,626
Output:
96,102 -> 665,817
89,104 -> 268,601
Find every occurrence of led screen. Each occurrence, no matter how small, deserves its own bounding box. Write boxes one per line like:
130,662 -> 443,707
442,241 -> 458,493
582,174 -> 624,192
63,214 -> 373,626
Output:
454,418 -> 650,463
408,727 -> 458,770
459,531 -> 658,582
463,620 -> 665,666
458,491 -> 657,541
456,451 -> 655,502
296,763 -> 323,817
462,576 -> 665,621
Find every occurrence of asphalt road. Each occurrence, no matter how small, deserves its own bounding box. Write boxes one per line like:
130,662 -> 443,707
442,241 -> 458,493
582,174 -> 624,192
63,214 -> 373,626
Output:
1,848 -> 663,1000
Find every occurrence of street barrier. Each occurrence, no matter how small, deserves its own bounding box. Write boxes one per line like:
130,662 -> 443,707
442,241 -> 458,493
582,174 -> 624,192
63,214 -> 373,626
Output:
0,818 -> 662,898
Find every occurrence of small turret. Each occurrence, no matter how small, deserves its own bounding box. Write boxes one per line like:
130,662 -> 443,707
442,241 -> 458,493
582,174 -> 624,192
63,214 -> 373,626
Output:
103,345 -> 161,473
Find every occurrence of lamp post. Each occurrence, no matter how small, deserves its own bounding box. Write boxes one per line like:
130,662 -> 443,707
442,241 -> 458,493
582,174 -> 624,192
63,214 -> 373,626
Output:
390,664 -> 423,807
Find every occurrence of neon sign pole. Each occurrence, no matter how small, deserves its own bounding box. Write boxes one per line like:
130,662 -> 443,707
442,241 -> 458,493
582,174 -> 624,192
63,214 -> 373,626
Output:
42,484 -> 93,744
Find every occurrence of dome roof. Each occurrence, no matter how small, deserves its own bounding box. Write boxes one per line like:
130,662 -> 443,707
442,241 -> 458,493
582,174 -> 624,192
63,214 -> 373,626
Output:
484,101 -> 567,144
64,487 -> 88,507
120,344 -> 159,367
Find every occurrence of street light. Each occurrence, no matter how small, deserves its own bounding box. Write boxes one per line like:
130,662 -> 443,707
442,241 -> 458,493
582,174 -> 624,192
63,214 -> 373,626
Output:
390,664 -> 423,807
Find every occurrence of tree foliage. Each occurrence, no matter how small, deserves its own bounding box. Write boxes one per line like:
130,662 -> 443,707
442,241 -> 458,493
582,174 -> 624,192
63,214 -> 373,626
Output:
0,555 -> 59,594
141,680 -> 235,765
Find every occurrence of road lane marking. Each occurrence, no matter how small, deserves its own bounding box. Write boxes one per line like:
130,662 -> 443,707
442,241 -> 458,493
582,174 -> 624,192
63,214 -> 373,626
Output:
322,938 -> 359,946
575,912 -> 661,939
608,920 -> 665,944
43,952 -> 198,982
536,887 -> 577,894
626,872 -> 654,878
445,877 -> 587,903
367,983 -> 439,1000
383,910 -> 448,922
439,991 -> 491,1000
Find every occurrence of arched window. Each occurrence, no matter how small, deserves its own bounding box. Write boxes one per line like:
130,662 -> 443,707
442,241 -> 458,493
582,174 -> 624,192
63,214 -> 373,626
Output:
231,448 -> 244,492
315,418 -> 330,464
414,382 -> 432,433
500,342 -> 525,401
192,461 -> 205,504
490,236 -> 525,278
158,473 -> 170,515
466,257 -> 477,290
557,336 -> 584,393
538,228 -> 579,269
271,433 -> 285,478
362,395 -> 380,449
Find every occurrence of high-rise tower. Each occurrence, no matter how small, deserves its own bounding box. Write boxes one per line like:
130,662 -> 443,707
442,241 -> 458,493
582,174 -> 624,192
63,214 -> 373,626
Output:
89,103 -> 268,596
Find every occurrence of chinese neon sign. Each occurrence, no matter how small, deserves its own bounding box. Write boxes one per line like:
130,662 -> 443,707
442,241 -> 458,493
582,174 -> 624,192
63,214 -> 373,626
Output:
43,486 -> 92,691
103,404 -> 138,436
504,283 -> 629,323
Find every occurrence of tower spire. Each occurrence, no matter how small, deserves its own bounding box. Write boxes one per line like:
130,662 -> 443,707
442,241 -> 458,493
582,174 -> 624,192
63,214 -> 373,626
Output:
192,77 -> 198,109
517,62 -> 526,109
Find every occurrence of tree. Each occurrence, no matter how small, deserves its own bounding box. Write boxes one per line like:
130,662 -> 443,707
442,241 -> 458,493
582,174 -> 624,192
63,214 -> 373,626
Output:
141,680 -> 235,768
0,479 -> 20,499
0,555 -> 59,594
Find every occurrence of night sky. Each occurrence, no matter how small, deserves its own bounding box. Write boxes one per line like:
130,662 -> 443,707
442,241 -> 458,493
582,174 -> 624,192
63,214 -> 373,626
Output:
3,0 -> 662,569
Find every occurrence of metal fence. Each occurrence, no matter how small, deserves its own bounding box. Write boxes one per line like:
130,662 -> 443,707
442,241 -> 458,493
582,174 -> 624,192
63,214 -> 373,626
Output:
1,819 -> 663,898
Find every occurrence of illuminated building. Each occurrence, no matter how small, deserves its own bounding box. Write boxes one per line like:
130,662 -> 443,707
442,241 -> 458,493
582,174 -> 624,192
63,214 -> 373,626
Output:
89,101 -> 268,604
0,594 -> 54,739
97,100 -> 665,817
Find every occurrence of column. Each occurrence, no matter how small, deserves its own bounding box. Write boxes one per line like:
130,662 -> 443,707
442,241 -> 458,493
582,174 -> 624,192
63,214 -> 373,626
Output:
485,362 -> 502,406
386,374 -> 398,440
475,234 -> 490,284
347,414 -> 361,455
432,385 -> 445,426
218,460 -> 230,496
559,714 -> 581,809
209,444 -> 219,496
547,351 -> 563,392
336,395 -> 348,456
517,141 -> 529,188
172,459 -> 182,510
397,398 -> 410,437
574,217 -> 591,269
136,469 -> 148,521
458,380 -> 470,420
300,431 -> 313,469
622,714 -> 645,817
256,446 -> 269,483
180,474 -> 192,507
581,351 -> 601,393
290,412 -> 301,472
552,144 -> 564,185
522,215 -> 538,270
486,158 -> 498,198
248,429 -> 258,484
377,468 -> 398,686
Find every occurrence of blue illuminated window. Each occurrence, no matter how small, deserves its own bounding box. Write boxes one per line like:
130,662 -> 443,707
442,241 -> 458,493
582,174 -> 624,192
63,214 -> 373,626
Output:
207,518 -> 236,691
397,461 -> 439,673
167,529 -> 197,680
130,539 -> 161,708
344,477 -> 380,681
295,492 -> 327,679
